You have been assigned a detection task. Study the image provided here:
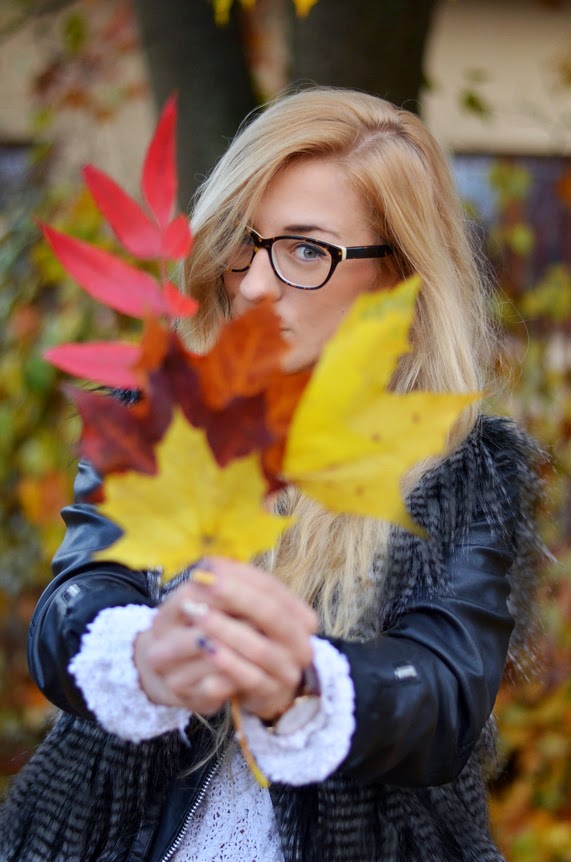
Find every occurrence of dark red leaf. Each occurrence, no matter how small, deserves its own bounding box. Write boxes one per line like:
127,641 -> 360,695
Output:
155,333 -> 206,424
140,331 -> 276,467
203,394 -> 276,467
66,386 -> 161,476
83,165 -> 163,258
45,342 -> 141,389
142,94 -> 177,228
162,214 -> 193,259
40,223 -> 167,318
136,373 -> 175,446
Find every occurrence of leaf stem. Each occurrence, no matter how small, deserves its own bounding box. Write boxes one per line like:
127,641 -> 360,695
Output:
230,697 -> 270,788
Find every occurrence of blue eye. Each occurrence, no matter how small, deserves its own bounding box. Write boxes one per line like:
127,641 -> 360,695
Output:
293,242 -> 326,262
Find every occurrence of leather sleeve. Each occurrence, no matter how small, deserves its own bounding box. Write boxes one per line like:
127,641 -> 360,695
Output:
329,500 -> 517,787
27,460 -> 156,720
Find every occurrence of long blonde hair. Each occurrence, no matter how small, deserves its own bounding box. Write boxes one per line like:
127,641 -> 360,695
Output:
180,87 -> 495,639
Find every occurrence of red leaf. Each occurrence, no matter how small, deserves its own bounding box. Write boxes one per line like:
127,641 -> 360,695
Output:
142,94 -> 178,228
83,165 -> 163,258
163,281 -> 199,318
45,342 -> 141,389
162,214 -> 192,259
41,224 -> 167,318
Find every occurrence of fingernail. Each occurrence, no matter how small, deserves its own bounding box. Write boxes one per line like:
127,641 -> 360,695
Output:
192,569 -> 217,586
196,635 -> 216,655
181,600 -> 209,620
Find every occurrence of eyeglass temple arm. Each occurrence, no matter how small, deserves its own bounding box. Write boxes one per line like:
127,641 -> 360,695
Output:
344,244 -> 394,260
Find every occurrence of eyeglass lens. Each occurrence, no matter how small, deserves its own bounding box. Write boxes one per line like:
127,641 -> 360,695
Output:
228,234 -> 333,289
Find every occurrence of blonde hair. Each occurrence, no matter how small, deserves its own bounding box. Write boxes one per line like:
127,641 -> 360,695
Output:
181,87 -> 494,640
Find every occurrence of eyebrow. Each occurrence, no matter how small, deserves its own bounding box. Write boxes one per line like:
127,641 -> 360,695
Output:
282,223 -> 342,240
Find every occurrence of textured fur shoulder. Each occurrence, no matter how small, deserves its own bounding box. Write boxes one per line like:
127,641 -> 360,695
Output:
464,415 -> 550,679
0,711 -> 188,862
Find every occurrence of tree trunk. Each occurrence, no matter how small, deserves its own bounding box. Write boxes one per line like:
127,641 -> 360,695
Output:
133,0 -> 257,205
289,0 -> 437,113
133,0 -> 437,204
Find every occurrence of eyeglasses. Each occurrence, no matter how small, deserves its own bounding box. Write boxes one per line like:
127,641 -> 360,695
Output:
226,227 -> 394,290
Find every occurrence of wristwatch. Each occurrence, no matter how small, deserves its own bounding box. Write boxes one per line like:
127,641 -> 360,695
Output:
262,664 -> 321,736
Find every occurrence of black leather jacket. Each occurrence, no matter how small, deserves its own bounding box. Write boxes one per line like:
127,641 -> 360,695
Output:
27,447 -> 518,861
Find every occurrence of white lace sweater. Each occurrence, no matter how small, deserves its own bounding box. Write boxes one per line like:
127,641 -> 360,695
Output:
69,604 -> 356,861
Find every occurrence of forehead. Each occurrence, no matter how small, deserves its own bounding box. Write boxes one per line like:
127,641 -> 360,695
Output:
253,158 -> 372,241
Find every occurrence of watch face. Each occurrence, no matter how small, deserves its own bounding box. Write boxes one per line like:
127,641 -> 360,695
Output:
275,695 -> 321,736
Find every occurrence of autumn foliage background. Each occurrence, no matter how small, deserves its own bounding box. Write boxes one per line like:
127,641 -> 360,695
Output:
0,2 -> 570,861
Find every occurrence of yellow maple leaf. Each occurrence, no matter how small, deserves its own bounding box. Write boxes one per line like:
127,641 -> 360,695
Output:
211,0 -> 233,26
212,0 -> 317,26
211,0 -> 256,26
95,411 -> 293,579
292,0 -> 319,16
283,278 -> 480,532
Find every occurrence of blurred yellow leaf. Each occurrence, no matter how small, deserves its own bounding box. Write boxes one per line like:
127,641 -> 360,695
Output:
283,278 -> 479,532
489,161 -> 533,207
504,222 -> 535,256
18,471 -> 70,526
212,0 -> 233,25
212,0 -> 316,25
95,411 -> 293,578
293,0 -> 319,15
211,0 -> 255,25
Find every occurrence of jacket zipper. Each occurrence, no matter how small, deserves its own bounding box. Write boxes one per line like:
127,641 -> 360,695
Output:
160,758 -> 221,862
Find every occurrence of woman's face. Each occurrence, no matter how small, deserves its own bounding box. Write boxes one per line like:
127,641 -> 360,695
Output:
223,158 -> 396,371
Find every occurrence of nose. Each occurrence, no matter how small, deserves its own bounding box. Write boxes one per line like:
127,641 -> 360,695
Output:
237,248 -> 282,303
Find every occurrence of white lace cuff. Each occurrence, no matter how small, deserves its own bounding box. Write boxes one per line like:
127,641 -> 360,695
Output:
68,604 -> 192,743
240,636 -> 356,785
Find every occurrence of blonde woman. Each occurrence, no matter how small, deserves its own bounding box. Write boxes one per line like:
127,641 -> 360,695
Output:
2,88 -> 543,862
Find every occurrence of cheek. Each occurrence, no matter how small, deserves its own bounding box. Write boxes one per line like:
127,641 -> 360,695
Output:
296,298 -> 350,349
221,275 -> 244,318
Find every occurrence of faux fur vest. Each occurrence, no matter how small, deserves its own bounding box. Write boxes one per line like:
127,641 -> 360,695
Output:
0,416 -> 547,862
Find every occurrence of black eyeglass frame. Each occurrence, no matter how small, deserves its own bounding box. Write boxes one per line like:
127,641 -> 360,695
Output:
227,227 -> 395,290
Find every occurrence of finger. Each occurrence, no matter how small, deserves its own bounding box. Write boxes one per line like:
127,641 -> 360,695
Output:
145,623 -> 211,675
207,642 -> 296,719
195,606 -> 308,688
180,572 -> 317,649
205,558 -> 319,632
162,660 -> 237,712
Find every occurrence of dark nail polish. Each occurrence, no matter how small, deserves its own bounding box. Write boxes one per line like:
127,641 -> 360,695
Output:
196,635 -> 217,655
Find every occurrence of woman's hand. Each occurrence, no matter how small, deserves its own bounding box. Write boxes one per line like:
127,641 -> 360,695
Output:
134,558 -> 319,719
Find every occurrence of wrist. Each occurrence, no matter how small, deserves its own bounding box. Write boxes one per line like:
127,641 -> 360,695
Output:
261,663 -> 321,734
